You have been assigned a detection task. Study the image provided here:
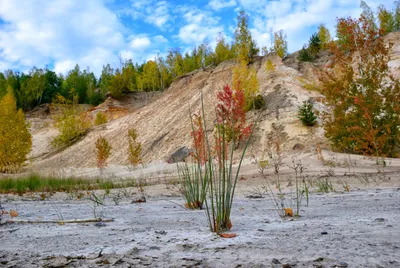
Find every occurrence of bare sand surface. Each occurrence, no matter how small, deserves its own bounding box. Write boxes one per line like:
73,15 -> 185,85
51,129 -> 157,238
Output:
1,169 -> 400,268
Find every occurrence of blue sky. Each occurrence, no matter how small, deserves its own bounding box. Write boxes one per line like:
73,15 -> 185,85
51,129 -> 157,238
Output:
0,0 -> 395,76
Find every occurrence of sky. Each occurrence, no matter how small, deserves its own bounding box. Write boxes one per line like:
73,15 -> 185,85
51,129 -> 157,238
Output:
0,0 -> 395,77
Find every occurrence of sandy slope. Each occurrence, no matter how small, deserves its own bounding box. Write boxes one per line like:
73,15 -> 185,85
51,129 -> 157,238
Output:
29,54 -> 324,172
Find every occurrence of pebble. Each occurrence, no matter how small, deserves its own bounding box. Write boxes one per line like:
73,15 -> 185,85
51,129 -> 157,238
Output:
272,258 -> 281,264
321,231 -> 328,235
375,218 -> 385,222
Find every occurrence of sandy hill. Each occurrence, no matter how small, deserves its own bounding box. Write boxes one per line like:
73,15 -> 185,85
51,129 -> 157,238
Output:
28,32 -> 400,172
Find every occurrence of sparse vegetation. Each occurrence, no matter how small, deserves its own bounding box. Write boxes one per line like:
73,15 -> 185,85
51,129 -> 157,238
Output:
94,112 -> 107,126
127,128 -> 142,168
95,136 -> 112,171
51,94 -> 91,148
0,174 -> 126,195
316,177 -> 334,193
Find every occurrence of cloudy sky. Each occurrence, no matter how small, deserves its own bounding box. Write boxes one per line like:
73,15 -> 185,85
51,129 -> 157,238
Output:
0,0 -> 395,76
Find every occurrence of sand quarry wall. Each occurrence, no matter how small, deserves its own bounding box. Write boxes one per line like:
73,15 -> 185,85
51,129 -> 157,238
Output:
30,33 -> 400,170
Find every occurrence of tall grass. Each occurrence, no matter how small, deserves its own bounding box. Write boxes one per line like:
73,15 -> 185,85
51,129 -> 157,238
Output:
178,161 -> 208,209
0,174 -> 124,195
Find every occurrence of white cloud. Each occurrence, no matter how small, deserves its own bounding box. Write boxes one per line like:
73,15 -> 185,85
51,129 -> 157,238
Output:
0,0 -> 128,75
130,36 -> 151,50
126,0 -> 171,29
243,0 -> 396,53
178,24 -> 223,45
208,0 -> 237,11
177,7 -> 223,47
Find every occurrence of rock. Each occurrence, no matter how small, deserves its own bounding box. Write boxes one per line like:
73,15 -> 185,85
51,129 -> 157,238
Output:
292,143 -> 305,150
94,222 -> 106,227
46,257 -> 71,268
321,231 -> 328,235
272,258 -> 281,264
167,146 -> 192,163
375,218 -> 385,222
336,261 -> 349,267
282,263 -> 292,268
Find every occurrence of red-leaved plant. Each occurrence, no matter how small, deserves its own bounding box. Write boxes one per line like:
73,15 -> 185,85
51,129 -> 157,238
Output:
216,85 -> 252,149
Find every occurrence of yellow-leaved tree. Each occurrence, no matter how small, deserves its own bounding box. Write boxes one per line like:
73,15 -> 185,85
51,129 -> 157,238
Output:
0,87 -> 32,172
232,62 -> 260,111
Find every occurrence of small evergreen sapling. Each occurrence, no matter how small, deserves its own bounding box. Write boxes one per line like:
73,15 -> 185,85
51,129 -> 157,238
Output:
298,101 -> 317,126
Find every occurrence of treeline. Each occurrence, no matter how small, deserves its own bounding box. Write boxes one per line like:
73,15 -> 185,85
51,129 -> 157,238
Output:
0,36 -> 238,110
0,11 -> 289,111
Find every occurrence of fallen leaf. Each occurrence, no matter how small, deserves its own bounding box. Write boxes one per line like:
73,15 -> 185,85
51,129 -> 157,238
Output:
283,208 -> 293,217
0,210 -> 9,215
10,209 -> 19,218
219,233 -> 237,238
239,177 -> 247,181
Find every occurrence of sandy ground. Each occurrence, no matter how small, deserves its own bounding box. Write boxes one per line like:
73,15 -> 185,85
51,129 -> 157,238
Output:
1,169 -> 400,268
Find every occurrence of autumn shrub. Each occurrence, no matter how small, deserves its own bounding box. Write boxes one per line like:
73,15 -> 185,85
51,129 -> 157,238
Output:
298,101 -> 317,126
185,86 -> 254,233
322,16 -> 400,157
95,136 -> 112,171
51,94 -> 91,148
0,88 -> 32,173
94,111 -> 107,126
127,128 -> 142,168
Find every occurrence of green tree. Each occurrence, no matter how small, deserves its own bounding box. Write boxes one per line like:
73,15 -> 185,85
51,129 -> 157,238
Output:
377,4 -> 395,34
157,55 -> 172,90
99,64 -> 114,96
42,69 -> 62,104
273,30 -> 288,58
214,33 -> 233,65
317,24 -> 332,49
0,87 -> 32,172
108,69 -> 125,98
233,10 -> 259,63
360,1 -> 377,30
142,60 -> 160,91
394,1 -> 400,31
308,33 -> 321,58
0,72 -> 8,98
166,49 -> 184,77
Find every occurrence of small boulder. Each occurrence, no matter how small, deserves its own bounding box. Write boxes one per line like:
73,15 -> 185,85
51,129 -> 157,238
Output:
167,147 -> 192,163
